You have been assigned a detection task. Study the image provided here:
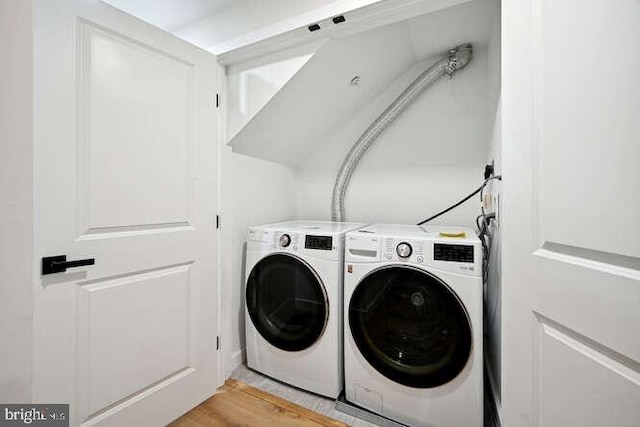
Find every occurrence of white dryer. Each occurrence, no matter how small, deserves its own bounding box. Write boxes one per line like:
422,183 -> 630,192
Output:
245,220 -> 366,398
343,224 -> 483,427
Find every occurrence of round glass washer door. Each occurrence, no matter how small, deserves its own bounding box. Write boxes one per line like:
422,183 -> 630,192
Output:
246,253 -> 328,352
349,265 -> 472,388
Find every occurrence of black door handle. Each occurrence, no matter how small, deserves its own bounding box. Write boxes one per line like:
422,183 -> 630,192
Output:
42,255 -> 95,275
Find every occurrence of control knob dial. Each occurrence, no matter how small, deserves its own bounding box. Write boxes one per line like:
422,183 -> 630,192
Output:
279,234 -> 291,247
396,242 -> 413,258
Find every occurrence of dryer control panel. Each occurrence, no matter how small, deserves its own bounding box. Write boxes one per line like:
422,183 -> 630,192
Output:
305,235 -> 333,251
248,227 -> 344,262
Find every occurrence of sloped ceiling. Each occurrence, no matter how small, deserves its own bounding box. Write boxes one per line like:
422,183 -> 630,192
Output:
103,0 -> 357,52
103,0 -> 236,31
227,0 -> 494,167
228,21 -> 416,166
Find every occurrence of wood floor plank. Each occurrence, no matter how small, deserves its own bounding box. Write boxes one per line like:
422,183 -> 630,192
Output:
168,380 -> 349,427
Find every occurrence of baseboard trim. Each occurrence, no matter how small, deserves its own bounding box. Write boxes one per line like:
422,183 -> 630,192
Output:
226,349 -> 246,378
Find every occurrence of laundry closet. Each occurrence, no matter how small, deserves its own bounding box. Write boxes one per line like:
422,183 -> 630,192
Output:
216,0 -> 501,406
11,0 -> 637,426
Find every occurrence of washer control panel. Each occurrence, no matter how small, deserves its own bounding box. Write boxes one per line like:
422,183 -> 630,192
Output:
345,226 -> 482,276
384,239 -> 425,263
434,243 -> 474,263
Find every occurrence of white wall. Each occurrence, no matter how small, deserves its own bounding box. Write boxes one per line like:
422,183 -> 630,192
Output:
219,151 -> 297,376
296,47 -> 493,226
0,0 -> 33,403
220,66 -> 298,376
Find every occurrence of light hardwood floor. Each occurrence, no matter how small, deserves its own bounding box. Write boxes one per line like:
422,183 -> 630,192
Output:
169,378 -> 348,427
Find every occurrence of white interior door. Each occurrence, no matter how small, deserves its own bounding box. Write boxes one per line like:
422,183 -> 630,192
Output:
33,1 -> 220,425
502,0 -> 640,426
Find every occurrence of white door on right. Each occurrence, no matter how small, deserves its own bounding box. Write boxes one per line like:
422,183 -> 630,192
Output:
502,0 -> 640,426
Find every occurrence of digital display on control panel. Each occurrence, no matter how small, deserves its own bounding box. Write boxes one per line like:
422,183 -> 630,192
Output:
434,244 -> 474,263
305,235 -> 333,251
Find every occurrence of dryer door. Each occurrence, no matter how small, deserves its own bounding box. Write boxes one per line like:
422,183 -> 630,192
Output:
246,253 -> 328,352
349,265 -> 472,388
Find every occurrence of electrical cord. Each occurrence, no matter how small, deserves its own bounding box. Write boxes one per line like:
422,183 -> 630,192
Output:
479,212 -> 496,283
478,175 -> 501,285
483,225 -> 500,339
417,175 -> 502,225
478,177 -> 501,339
415,173 -> 503,340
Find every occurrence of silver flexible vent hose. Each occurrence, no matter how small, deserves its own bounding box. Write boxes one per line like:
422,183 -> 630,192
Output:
330,43 -> 473,221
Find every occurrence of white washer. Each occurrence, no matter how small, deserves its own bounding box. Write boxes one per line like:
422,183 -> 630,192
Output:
344,224 -> 483,427
245,220 -> 366,398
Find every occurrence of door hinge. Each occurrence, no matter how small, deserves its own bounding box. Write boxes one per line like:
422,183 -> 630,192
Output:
216,214 -> 221,229
216,93 -> 220,108
216,335 -> 220,351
